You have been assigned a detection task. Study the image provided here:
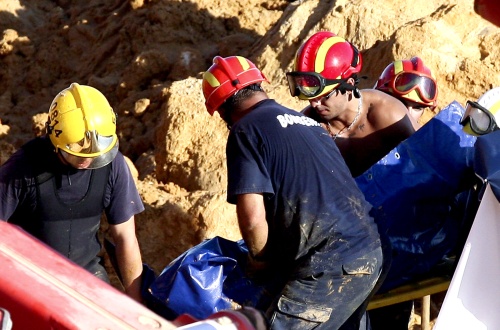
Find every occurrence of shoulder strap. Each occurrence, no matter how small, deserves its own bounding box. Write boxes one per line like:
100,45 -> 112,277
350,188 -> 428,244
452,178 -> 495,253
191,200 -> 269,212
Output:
21,137 -> 57,184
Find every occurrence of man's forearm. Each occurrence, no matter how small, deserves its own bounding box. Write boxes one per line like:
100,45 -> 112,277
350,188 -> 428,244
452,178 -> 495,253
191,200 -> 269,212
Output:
110,219 -> 144,303
236,193 -> 268,258
115,237 -> 143,302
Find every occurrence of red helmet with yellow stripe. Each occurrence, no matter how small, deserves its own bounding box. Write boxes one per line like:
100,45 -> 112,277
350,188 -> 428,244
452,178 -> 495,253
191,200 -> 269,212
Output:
202,56 -> 268,115
288,31 -> 362,99
375,57 -> 438,108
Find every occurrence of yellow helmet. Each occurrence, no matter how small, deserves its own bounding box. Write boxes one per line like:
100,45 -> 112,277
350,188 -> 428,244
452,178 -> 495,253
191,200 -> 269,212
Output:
46,83 -> 119,169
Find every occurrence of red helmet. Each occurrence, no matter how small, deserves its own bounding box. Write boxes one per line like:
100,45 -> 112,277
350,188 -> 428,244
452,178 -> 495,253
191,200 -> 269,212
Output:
289,31 -> 362,99
375,57 -> 438,108
475,0 -> 500,27
202,56 -> 267,115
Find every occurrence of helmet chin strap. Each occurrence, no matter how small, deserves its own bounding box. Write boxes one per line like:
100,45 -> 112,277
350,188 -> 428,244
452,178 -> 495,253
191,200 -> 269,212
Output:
337,81 -> 361,98
336,75 -> 366,98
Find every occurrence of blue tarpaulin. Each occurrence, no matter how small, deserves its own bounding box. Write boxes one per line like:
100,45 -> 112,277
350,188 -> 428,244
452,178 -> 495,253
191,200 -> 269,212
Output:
355,101 -> 477,291
145,237 -> 269,320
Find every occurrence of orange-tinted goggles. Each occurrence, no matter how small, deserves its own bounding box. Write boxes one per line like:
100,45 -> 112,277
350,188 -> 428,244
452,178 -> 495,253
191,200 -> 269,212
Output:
286,72 -> 344,99
390,72 -> 437,103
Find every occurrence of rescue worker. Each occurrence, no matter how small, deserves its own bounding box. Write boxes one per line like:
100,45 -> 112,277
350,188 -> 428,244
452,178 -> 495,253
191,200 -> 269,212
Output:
375,56 -> 438,127
202,55 -> 383,329
286,31 -> 416,177
0,83 -> 144,302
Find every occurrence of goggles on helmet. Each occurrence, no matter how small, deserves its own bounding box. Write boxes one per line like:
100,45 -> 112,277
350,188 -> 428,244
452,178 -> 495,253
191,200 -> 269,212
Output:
286,72 -> 344,99
460,100 -> 499,136
389,72 -> 437,103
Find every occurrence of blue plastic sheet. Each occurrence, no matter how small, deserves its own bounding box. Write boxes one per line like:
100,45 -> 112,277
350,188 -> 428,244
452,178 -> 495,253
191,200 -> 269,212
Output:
355,101 -> 477,291
145,237 -> 268,320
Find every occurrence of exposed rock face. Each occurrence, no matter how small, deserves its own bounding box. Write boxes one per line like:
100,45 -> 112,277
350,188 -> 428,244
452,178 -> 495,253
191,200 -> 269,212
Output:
1,0 -> 499,277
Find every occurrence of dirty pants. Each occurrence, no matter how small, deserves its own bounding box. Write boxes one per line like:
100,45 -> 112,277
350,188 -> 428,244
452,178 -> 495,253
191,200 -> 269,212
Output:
266,246 -> 383,330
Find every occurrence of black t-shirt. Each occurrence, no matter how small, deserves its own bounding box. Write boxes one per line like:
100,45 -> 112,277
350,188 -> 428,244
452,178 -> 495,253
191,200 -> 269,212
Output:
226,99 -> 380,272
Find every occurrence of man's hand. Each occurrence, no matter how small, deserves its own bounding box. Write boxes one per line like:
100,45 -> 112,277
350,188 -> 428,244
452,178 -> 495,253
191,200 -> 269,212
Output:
245,253 -> 270,282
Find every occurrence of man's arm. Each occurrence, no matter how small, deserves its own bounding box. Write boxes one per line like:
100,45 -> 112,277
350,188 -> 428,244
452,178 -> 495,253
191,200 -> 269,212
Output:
236,193 -> 268,259
108,218 -> 143,303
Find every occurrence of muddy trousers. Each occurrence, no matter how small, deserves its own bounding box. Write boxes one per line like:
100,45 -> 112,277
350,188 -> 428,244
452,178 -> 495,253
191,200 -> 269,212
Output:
266,247 -> 383,330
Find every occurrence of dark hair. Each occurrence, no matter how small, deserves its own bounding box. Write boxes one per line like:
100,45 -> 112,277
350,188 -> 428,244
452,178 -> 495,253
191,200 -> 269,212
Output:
219,84 -> 263,113
219,84 -> 264,126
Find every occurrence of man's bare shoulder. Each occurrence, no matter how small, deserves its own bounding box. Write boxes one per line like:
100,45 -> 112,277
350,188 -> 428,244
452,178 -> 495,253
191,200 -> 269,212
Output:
362,89 -> 412,127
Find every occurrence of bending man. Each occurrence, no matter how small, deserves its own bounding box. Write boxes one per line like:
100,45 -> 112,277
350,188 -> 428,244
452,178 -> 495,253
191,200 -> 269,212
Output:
202,55 -> 383,329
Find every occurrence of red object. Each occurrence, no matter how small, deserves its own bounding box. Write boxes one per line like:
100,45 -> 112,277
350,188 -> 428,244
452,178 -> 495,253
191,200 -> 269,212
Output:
202,56 -> 268,116
375,57 -> 438,108
0,221 -> 175,330
290,31 -> 362,99
475,0 -> 500,26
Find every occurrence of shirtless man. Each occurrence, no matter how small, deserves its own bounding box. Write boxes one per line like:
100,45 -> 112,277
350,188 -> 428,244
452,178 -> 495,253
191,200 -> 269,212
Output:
287,31 -> 416,177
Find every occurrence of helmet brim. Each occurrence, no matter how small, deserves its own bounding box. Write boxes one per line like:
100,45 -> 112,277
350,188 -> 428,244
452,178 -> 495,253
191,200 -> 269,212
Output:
86,141 -> 119,169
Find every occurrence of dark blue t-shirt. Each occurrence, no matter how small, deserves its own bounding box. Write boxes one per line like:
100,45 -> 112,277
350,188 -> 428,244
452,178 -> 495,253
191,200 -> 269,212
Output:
0,137 -> 144,225
226,99 -> 380,272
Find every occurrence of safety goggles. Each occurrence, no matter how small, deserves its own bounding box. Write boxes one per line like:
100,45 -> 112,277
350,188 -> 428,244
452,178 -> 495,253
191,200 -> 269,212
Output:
286,72 -> 345,99
389,72 -> 437,103
460,100 -> 499,135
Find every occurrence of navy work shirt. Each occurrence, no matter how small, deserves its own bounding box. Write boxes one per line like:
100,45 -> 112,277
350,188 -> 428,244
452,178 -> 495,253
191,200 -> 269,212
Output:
226,99 -> 380,274
0,137 -> 144,225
